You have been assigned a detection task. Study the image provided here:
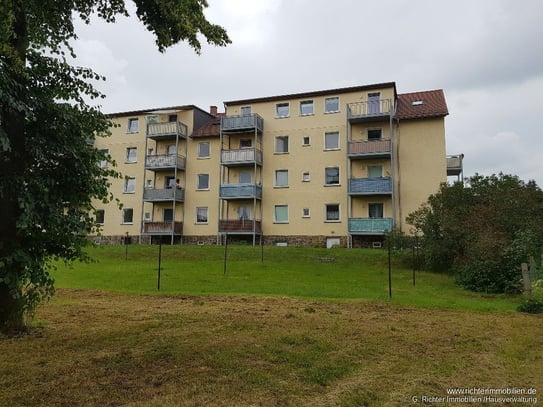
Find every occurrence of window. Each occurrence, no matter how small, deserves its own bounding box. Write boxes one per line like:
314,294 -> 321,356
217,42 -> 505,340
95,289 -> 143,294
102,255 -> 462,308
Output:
240,106 -> 252,116
275,170 -> 288,187
168,114 -> 178,123
239,171 -> 252,184
326,204 -> 340,221
240,139 -> 252,148
144,212 -> 151,221
302,172 -> 310,182
300,100 -> 314,116
125,147 -> 137,163
147,115 -> 158,124
368,165 -> 383,178
163,208 -> 174,222
275,102 -> 290,118
324,97 -> 339,113
302,208 -> 310,218
368,128 -> 382,140
198,142 -> 210,158
324,132 -> 340,150
167,145 -> 177,155
122,208 -> 134,224
274,205 -> 289,223
95,209 -> 105,224
127,118 -> 139,133
302,136 -> 310,146
196,207 -> 208,223
325,167 -> 340,185
238,206 -> 251,220
146,179 -> 153,188
369,203 -> 384,218
98,149 -> 109,169
124,177 -> 136,193
166,176 -> 176,188
197,174 -> 209,190
275,136 -> 289,153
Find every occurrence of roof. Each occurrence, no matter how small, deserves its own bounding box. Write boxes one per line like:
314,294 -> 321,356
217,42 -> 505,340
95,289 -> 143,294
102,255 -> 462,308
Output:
191,113 -> 223,138
395,89 -> 448,120
106,104 -> 201,118
224,82 -> 397,106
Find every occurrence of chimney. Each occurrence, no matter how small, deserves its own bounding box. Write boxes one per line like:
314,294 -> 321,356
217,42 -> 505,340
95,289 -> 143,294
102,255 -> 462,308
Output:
210,105 -> 218,116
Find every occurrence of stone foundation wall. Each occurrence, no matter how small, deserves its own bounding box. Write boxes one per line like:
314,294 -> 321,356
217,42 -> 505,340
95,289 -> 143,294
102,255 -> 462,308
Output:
351,235 -> 386,249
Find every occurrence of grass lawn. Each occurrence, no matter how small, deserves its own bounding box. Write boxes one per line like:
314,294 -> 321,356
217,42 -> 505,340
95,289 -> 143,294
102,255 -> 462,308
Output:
1,245 -> 541,406
52,245 -> 520,312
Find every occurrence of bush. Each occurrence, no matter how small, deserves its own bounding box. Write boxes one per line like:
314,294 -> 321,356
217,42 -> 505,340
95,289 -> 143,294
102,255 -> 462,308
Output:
517,298 -> 543,314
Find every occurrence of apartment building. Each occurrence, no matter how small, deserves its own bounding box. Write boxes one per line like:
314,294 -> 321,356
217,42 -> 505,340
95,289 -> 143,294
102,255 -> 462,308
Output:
92,82 -> 460,247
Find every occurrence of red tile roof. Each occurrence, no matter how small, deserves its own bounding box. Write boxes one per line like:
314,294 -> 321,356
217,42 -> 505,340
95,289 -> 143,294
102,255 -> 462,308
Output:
395,89 -> 448,120
191,113 -> 223,138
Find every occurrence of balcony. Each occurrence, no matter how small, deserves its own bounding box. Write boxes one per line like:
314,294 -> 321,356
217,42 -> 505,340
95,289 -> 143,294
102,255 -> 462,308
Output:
347,99 -> 393,123
143,187 -> 185,202
142,221 -> 183,235
446,154 -> 463,176
220,183 -> 262,200
348,218 -> 393,235
219,219 -> 262,234
145,154 -> 186,171
349,177 -> 392,195
221,148 -> 263,166
146,121 -> 187,140
348,139 -> 391,159
221,114 -> 264,133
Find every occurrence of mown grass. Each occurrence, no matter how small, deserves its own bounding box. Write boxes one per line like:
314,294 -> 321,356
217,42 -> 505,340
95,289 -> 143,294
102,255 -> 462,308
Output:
51,245 -> 520,312
1,290 -> 541,407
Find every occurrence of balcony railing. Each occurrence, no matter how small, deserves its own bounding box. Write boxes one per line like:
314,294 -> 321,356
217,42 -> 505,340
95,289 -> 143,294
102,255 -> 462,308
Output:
145,154 -> 186,171
348,218 -> 393,234
446,154 -> 463,176
143,187 -> 185,202
221,114 -> 264,133
219,219 -> 262,233
347,99 -> 393,122
219,183 -> 262,199
221,148 -> 263,166
143,221 -> 183,235
349,177 -> 392,195
348,139 -> 391,157
146,121 -> 187,139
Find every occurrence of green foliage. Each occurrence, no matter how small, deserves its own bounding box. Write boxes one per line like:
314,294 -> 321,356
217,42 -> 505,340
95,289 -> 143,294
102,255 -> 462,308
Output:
407,174 -> 543,293
517,298 -> 543,314
0,0 -> 229,333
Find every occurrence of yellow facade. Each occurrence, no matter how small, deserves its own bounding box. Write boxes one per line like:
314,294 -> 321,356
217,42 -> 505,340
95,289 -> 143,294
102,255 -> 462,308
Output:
92,83 -> 453,247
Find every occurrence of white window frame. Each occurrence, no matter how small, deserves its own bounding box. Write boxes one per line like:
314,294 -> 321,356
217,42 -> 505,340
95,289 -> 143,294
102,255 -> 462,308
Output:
300,100 -> 314,116
302,208 -> 310,218
368,165 -> 383,178
198,141 -> 210,158
275,102 -> 290,118
275,136 -> 289,154
275,169 -> 289,188
197,174 -> 210,190
125,147 -> 137,163
121,208 -> 134,224
274,205 -> 289,223
324,131 -> 340,150
302,172 -> 310,182
325,167 -> 340,186
239,171 -> 252,184
196,207 -> 208,224
240,106 -> 252,116
98,149 -> 109,169
124,177 -> 136,193
324,97 -> 340,113
239,139 -> 252,149
302,136 -> 311,146
127,118 -> 139,133
325,203 -> 340,222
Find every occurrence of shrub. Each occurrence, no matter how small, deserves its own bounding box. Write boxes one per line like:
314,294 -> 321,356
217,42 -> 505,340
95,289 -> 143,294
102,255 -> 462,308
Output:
517,298 -> 543,314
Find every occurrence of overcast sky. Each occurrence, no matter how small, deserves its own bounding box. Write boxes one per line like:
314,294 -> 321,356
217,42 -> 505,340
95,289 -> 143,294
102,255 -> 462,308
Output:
73,0 -> 543,186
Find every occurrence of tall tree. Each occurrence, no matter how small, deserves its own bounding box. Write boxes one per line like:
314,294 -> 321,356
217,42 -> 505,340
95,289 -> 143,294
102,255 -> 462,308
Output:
0,0 -> 230,333
407,174 -> 543,293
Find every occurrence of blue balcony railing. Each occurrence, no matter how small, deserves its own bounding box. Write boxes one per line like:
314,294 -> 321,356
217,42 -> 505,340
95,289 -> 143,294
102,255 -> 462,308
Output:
219,183 -> 262,199
221,114 -> 264,133
348,218 -> 393,234
349,177 -> 392,195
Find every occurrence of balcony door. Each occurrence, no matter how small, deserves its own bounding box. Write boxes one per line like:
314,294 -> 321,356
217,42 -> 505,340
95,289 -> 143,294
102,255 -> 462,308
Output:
368,92 -> 381,115
368,203 -> 384,218
238,206 -> 251,220
164,208 -> 174,222
239,171 -> 252,184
